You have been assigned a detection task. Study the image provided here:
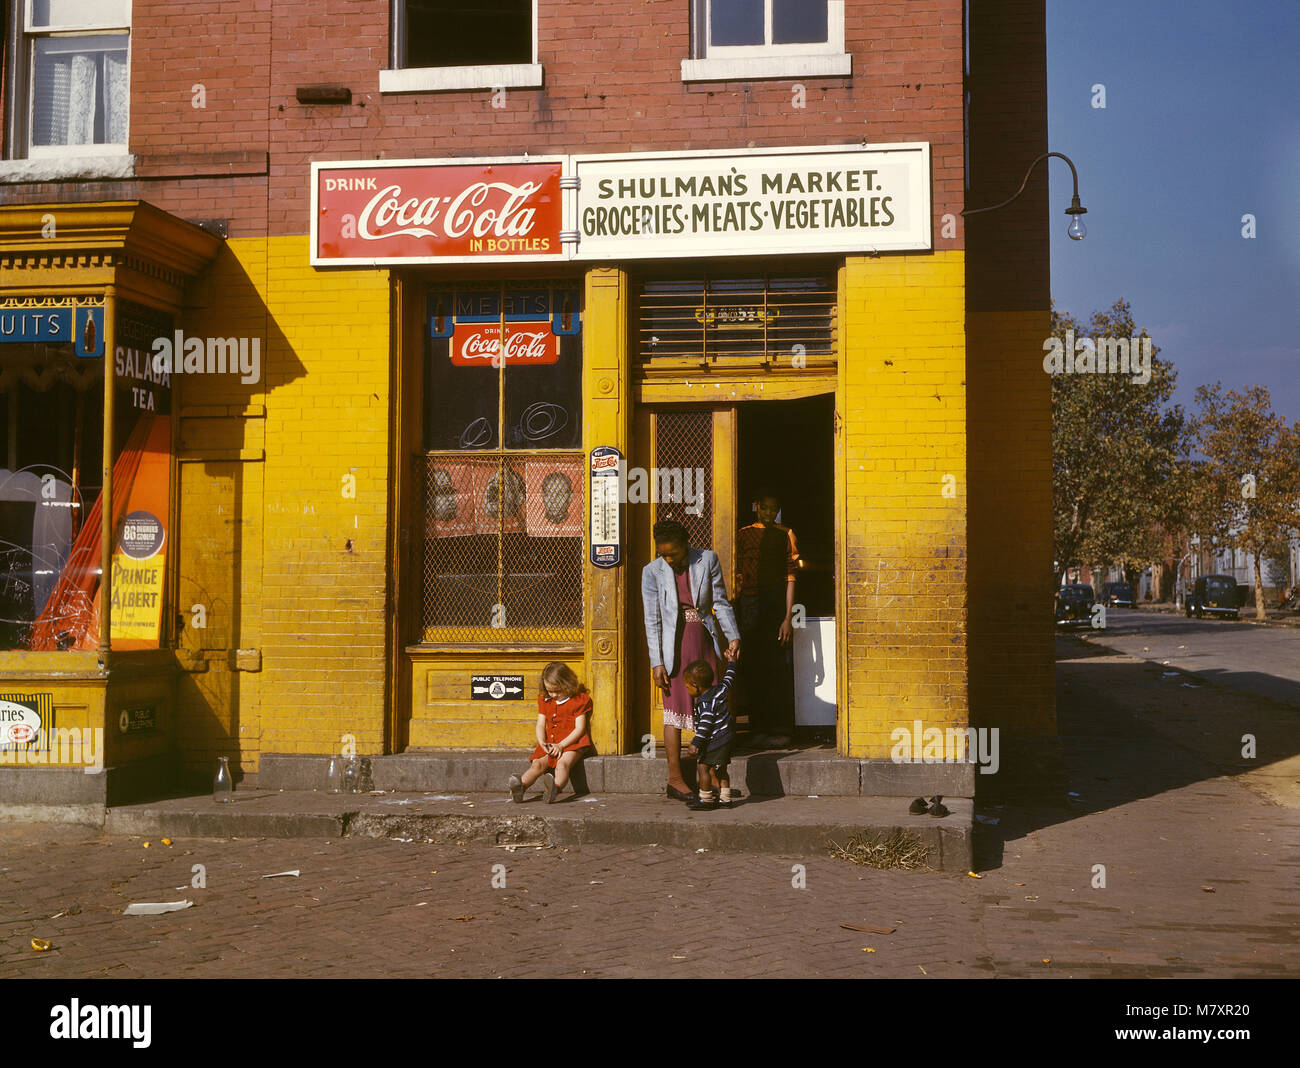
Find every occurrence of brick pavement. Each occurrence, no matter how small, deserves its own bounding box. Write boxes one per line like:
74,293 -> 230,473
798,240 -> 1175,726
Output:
1,639 -> 1297,979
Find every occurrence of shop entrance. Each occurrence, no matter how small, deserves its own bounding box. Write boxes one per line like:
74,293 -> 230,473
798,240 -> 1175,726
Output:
631,393 -> 837,748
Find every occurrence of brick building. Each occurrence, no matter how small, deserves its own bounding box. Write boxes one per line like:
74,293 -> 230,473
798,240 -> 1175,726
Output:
0,0 -> 1054,805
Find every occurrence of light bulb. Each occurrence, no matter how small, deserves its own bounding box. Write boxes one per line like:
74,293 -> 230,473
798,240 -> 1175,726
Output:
1067,215 -> 1087,241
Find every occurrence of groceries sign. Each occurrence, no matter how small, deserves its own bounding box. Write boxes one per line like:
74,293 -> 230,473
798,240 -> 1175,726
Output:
311,143 -> 931,265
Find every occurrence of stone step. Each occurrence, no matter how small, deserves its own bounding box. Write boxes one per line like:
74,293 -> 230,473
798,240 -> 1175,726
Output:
258,750 -> 976,798
98,788 -> 973,871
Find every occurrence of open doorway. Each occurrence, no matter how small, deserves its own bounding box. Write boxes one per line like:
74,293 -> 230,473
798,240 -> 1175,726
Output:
735,393 -> 836,744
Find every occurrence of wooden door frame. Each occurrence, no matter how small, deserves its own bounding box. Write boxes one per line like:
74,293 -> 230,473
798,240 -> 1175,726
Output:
630,383 -> 841,751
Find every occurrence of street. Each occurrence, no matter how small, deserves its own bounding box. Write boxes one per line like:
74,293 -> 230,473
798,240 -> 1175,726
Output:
1084,608 -> 1300,705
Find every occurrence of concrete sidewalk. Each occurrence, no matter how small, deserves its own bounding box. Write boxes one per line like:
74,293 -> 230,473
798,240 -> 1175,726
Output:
94,787 -> 974,871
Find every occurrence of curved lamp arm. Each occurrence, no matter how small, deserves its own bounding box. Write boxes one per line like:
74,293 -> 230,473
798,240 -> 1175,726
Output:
962,151 -> 1088,239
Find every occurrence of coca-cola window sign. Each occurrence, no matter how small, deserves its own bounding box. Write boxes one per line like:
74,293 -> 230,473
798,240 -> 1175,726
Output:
312,157 -> 567,265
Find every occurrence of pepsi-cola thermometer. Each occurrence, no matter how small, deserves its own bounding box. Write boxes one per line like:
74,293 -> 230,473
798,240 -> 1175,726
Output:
589,446 -> 622,568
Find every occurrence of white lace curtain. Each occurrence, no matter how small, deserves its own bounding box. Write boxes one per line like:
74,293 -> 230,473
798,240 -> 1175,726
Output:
32,36 -> 129,147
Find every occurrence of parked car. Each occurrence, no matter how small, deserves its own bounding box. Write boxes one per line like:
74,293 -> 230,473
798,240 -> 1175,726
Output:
1055,584 -> 1097,628
1102,581 -> 1134,608
1186,574 -> 1239,619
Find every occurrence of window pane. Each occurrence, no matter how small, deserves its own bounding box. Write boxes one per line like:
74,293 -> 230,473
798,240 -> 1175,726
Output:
31,35 -> 129,147
0,354 -> 103,652
31,0 -> 129,28
773,0 -> 828,44
710,0 -> 764,46
406,0 -> 531,68
424,335 -> 499,451
503,332 -> 582,449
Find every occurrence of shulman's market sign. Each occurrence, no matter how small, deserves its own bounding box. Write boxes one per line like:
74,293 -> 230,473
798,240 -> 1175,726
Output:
311,143 -> 930,265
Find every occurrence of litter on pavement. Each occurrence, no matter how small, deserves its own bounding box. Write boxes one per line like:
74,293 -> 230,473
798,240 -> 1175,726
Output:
123,901 -> 193,916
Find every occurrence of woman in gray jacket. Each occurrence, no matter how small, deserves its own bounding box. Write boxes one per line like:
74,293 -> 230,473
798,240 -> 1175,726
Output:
641,520 -> 740,800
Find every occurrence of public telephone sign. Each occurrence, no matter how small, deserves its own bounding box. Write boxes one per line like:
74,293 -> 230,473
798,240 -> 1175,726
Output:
312,158 -> 566,266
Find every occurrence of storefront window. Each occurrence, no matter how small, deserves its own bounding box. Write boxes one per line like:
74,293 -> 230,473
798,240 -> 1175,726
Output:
0,297 -> 172,652
419,282 -> 584,642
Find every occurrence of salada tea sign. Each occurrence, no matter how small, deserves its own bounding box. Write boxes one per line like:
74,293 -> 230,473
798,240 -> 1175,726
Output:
312,158 -> 566,265
312,144 -> 931,265
572,144 -> 930,259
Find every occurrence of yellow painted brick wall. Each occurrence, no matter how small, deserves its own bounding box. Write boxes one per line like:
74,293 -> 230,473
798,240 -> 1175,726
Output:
259,237 -> 390,757
839,252 -> 968,758
175,238 -> 272,777
175,236 -> 391,770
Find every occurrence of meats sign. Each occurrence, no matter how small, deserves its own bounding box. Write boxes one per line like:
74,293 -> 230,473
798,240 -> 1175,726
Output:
311,144 -> 931,265
313,158 -> 565,265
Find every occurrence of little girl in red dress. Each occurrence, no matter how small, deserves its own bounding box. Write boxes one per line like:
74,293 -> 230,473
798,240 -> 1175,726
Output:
508,662 -> 594,804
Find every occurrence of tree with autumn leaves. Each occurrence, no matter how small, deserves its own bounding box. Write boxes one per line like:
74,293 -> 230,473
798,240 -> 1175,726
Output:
1052,300 -> 1300,611
1051,300 -> 1186,590
1187,384 -> 1300,619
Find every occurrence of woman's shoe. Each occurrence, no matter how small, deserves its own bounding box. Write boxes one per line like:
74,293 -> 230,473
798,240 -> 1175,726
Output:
666,784 -> 697,802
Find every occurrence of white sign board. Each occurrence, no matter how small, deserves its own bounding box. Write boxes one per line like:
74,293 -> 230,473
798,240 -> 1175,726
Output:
571,143 -> 930,260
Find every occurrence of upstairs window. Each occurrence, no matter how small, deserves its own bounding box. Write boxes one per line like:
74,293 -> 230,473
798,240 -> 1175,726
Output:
695,0 -> 843,58
383,0 -> 540,93
10,0 -> 131,156
402,0 -> 531,68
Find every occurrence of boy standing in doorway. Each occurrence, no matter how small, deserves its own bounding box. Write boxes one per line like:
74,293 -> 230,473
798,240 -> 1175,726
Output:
736,489 -> 799,747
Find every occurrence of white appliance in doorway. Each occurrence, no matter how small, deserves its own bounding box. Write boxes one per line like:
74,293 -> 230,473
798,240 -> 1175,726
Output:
792,615 -> 836,725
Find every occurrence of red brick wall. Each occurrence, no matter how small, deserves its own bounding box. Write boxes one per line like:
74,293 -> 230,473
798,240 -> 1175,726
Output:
5,1 -> 967,245
964,0 -> 1050,311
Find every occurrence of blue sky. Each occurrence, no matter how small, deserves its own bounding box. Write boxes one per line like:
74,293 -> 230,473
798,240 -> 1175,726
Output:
1046,0 -> 1300,421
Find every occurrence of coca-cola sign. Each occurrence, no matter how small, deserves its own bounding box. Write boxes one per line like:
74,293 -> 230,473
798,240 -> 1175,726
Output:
450,322 -> 560,366
313,159 -> 565,265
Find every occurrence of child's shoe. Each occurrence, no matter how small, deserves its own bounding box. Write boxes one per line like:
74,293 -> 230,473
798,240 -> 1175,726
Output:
542,772 -> 558,804
718,787 -> 740,807
687,791 -> 718,811
508,775 -> 525,803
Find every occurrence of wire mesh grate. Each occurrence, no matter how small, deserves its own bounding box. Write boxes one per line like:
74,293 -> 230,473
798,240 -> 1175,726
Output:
418,453 -> 584,641
653,410 -> 713,551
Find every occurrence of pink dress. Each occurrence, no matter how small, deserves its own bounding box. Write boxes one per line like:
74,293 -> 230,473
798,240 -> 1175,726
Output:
661,567 -> 720,730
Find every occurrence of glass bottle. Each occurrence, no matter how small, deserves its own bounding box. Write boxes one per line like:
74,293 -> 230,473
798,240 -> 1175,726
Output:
213,756 -> 234,803
343,756 -> 359,794
326,755 -> 343,793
